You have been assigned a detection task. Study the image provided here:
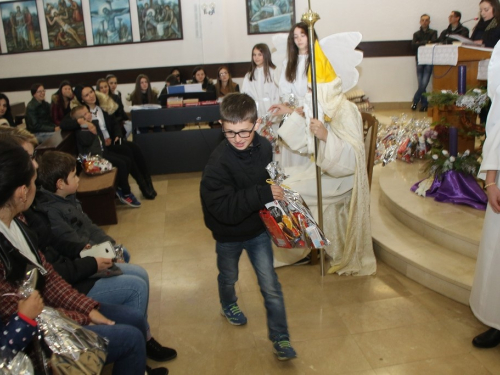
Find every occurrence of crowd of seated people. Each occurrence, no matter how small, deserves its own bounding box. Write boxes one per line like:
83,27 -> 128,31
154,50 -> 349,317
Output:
0,128 -> 175,374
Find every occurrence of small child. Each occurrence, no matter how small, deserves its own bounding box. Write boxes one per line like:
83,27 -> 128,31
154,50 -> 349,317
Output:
35,150 -> 119,256
200,93 -> 296,360
70,105 -> 103,156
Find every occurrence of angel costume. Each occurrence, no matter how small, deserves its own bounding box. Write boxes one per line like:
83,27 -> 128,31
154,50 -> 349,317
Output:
242,66 -> 279,119
470,42 -> 500,328
272,37 -> 376,276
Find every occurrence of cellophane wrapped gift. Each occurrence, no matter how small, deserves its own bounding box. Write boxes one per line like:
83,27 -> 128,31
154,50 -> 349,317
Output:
375,114 -> 433,166
259,162 -> 330,249
258,113 -> 279,154
78,154 -> 113,175
17,270 -> 108,375
0,352 -> 34,375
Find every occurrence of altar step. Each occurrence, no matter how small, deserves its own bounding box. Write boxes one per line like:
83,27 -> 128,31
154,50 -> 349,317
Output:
370,162 -> 484,305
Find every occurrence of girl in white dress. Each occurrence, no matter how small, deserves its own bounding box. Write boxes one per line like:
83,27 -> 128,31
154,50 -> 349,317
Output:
242,43 -> 279,119
273,22 -> 317,169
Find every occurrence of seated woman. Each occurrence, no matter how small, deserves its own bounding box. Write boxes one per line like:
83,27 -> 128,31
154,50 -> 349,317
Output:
25,83 -> 59,142
215,66 -> 240,98
159,74 -> 180,97
170,67 -> 183,84
0,93 -> 15,127
129,74 -> 159,105
192,66 -> 216,93
51,80 -> 74,126
269,47 -> 376,276
0,141 -> 167,375
62,84 -> 157,201
471,0 -> 500,47
96,78 -> 131,135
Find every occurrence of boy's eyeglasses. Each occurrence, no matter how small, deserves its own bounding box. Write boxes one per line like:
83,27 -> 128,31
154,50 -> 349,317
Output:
222,123 -> 256,138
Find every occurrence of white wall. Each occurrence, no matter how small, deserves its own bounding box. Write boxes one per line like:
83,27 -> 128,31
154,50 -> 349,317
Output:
0,0 -> 480,106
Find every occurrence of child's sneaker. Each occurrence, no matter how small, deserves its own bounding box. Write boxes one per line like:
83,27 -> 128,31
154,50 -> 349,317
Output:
272,336 -> 297,361
220,303 -> 247,325
116,189 -> 141,208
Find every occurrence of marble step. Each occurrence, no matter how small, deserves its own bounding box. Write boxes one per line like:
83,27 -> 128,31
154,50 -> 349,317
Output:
370,165 -> 476,305
377,161 -> 483,259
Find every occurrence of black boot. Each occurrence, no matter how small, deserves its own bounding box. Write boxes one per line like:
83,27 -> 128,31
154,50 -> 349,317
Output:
145,175 -> 157,198
136,175 -> 155,200
472,328 -> 500,348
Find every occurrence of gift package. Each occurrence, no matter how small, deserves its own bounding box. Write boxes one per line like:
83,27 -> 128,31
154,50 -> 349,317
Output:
259,162 -> 330,249
376,114 -> 433,166
78,154 -> 113,175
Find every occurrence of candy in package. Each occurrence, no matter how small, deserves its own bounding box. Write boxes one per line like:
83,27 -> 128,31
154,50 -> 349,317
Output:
78,154 -> 113,175
258,112 -> 279,154
375,114 -> 433,166
15,270 -> 108,375
259,162 -> 330,249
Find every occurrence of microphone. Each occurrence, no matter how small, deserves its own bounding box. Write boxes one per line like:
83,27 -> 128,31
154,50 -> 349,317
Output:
462,17 -> 479,23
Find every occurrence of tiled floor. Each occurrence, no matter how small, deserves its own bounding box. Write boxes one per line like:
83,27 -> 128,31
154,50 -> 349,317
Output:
101,108 -> 500,375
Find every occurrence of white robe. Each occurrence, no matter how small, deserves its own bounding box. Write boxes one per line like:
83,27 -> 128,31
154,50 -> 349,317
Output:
273,78 -> 376,275
470,42 -> 500,328
276,55 -> 310,170
242,66 -> 279,119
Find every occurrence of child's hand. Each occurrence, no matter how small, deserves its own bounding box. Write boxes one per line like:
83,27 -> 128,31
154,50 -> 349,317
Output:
269,104 -> 293,116
310,118 -> 327,141
18,290 -> 44,320
89,309 -> 115,326
95,257 -> 113,271
271,185 -> 284,201
105,138 -> 112,146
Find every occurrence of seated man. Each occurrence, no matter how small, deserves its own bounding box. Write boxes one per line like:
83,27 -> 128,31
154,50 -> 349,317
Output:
25,83 -> 59,143
438,10 -> 470,44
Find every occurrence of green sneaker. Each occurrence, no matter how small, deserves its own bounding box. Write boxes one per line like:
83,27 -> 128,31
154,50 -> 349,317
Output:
272,337 -> 297,361
220,303 -> 247,325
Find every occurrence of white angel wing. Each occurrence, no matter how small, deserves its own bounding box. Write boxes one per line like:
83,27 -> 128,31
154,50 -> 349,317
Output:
271,33 -> 288,84
319,32 -> 363,93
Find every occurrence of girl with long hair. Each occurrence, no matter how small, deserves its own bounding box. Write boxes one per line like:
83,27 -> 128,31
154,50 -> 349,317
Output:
129,74 -> 158,105
0,93 -> 15,127
242,43 -> 279,118
50,80 -> 74,125
191,66 -> 216,93
472,0 -> 500,47
215,66 -> 240,98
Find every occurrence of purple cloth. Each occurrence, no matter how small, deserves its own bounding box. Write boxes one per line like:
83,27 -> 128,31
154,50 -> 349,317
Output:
411,170 -> 487,210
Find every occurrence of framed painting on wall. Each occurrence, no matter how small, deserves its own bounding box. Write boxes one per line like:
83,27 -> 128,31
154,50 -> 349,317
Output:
246,0 -> 295,35
43,0 -> 87,49
89,0 -> 132,45
136,0 -> 182,42
0,1 -> 43,53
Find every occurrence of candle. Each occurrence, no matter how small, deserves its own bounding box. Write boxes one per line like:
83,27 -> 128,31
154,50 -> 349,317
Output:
449,127 -> 458,157
458,65 -> 466,95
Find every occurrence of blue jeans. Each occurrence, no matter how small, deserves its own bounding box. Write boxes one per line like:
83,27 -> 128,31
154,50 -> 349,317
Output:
216,231 -> 289,341
413,64 -> 433,106
85,303 -> 147,375
86,263 -> 150,332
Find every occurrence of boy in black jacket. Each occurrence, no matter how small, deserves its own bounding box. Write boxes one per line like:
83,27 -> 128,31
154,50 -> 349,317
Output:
200,93 -> 296,360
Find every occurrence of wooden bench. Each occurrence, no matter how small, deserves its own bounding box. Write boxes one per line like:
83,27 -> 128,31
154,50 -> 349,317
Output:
36,131 -> 119,226
76,169 -> 118,226
11,102 -> 26,125
36,130 -> 76,156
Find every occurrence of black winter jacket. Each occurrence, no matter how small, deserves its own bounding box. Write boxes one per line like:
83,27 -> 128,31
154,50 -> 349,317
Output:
200,133 -> 274,242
